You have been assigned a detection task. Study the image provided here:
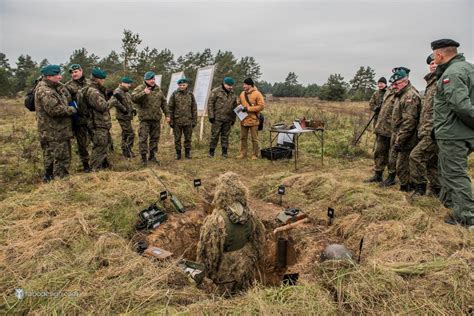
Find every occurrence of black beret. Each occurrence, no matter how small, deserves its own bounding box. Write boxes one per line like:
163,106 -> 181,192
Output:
377,77 -> 387,84
431,39 -> 460,50
244,78 -> 254,86
426,53 -> 434,65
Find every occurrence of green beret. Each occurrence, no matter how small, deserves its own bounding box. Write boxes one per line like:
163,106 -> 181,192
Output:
223,77 -> 235,85
389,69 -> 408,83
392,66 -> 410,75
177,78 -> 188,84
121,76 -> 133,84
144,71 -> 155,80
68,64 -> 81,73
91,67 -> 107,79
426,53 -> 434,65
41,64 -> 61,76
431,39 -> 460,50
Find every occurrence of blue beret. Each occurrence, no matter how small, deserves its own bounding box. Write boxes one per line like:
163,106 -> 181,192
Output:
41,64 -> 61,76
91,67 -> 107,79
144,71 -> 155,80
177,78 -> 188,84
223,77 -> 235,85
121,76 -> 133,84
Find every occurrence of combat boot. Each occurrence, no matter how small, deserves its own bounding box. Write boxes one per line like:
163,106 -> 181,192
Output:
222,147 -> 228,158
149,152 -> 158,164
208,148 -> 215,158
122,150 -> 131,158
414,183 -> 427,196
400,183 -> 413,192
185,148 -> 191,159
428,186 -> 441,197
379,172 -> 396,187
82,161 -> 91,173
43,167 -> 54,183
141,154 -> 147,166
102,158 -> 111,169
363,171 -> 383,183
176,149 -> 182,160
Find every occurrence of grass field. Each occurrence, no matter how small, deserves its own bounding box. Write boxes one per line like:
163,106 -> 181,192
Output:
0,97 -> 472,314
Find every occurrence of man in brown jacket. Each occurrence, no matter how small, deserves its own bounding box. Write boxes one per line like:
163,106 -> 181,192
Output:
238,78 -> 265,160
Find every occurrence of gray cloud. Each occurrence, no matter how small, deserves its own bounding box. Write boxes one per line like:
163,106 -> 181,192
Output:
0,0 -> 472,89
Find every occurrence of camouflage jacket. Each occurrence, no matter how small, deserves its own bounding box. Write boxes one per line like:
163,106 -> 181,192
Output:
207,85 -> 237,123
368,88 -> 386,125
374,87 -> 396,137
418,72 -> 437,138
109,85 -> 135,121
391,82 -> 421,150
65,76 -> 90,126
34,79 -> 75,142
131,83 -> 168,121
84,81 -> 111,129
169,89 -> 197,126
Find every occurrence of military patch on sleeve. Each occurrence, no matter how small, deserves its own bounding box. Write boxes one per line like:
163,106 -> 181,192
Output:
442,78 -> 450,84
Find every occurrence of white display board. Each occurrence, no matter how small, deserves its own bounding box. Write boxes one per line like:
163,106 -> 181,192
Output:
166,71 -> 185,102
193,65 -> 215,116
154,74 -> 162,87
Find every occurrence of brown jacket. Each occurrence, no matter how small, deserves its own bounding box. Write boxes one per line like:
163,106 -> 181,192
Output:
239,87 -> 265,127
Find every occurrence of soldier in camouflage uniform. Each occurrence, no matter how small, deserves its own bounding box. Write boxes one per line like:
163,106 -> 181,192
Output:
196,172 -> 265,296
390,68 -> 422,192
35,65 -> 77,181
109,76 -> 136,158
409,54 -> 440,197
368,77 -> 387,128
65,64 -> 92,172
169,78 -> 197,160
83,68 -> 112,171
207,77 -> 237,158
131,71 -> 170,165
365,86 -> 397,183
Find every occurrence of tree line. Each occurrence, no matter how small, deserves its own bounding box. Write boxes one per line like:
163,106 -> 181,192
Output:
0,29 -> 377,101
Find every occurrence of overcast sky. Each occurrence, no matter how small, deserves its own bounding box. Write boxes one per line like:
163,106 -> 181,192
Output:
0,0 -> 472,89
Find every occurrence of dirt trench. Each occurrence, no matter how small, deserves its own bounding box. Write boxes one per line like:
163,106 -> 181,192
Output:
133,194 -> 341,287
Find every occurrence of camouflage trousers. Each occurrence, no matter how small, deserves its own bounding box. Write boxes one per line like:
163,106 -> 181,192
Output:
91,127 -> 110,170
437,139 -> 474,225
210,120 -> 233,149
118,119 -> 135,155
240,125 -> 259,157
40,139 -> 72,178
373,134 -> 396,174
139,120 -> 160,156
74,124 -> 92,164
173,125 -> 193,150
409,136 -> 439,188
396,150 -> 412,186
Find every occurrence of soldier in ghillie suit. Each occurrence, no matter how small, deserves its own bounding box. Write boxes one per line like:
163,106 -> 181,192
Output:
196,172 -> 265,296
207,77 -> 238,158
35,65 -> 77,181
409,54 -> 440,197
131,71 -> 169,165
169,78 -> 197,160
64,63 -> 92,172
109,76 -> 136,158
390,68 -> 422,192
83,68 -> 112,171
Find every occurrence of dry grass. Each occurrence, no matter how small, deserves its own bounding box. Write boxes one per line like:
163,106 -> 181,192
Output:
0,97 -> 473,314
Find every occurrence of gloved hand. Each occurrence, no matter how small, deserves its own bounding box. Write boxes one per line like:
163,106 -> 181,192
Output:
393,143 -> 402,152
106,91 -> 114,100
169,123 -> 174,129
430,129 -> 436,141
113,93 -> 124,103
241,107 -> 248,113
209,118 -> 215,124
131,109 -> 137,116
